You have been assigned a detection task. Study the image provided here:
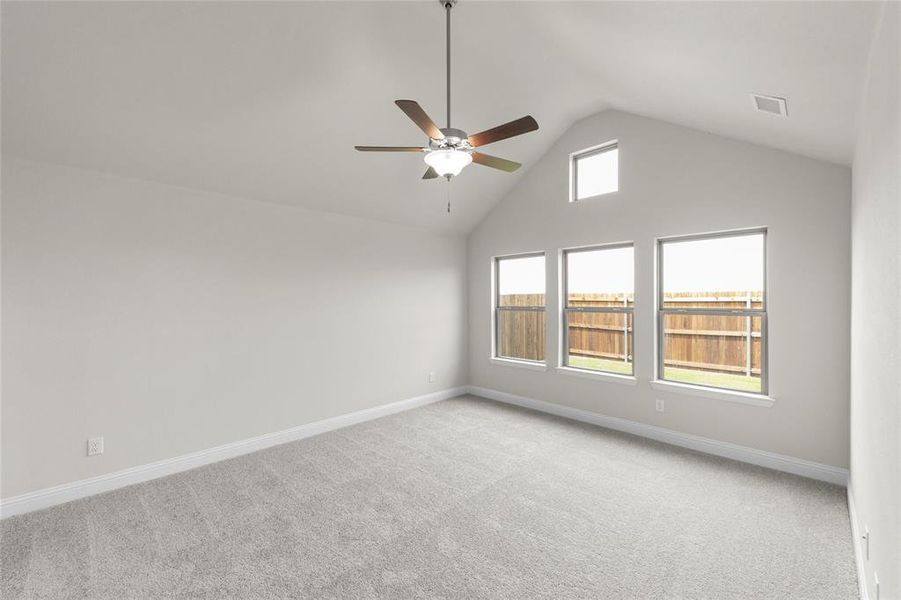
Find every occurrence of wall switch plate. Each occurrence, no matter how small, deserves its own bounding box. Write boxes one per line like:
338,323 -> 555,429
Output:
87,436 -> 104,456
655,399 -> 665,412
429,371 -> 436,383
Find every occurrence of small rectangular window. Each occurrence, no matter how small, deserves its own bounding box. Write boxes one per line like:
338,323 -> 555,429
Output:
657,230 -> 766,394
562,244 -> 634,375
571,142 -> 618,201
494,253 -> 546,363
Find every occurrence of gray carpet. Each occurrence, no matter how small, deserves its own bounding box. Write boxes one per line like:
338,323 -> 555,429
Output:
2,395 -> 858,599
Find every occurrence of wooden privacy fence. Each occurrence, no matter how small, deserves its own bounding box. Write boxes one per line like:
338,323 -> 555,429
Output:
497,294 -> 546,361
661,291 -> 762,376
498,292 -> 762,377
567,294 -> 633,365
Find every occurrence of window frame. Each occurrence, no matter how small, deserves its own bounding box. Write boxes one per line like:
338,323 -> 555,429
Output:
561,242 -> 635,376
655,228 -> 768,396
570,140 -> 619,202
493,252 -> 547,365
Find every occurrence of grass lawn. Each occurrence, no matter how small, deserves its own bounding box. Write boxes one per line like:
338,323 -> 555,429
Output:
566,356 -> 761,392
663,367 -> 761,393
567,355 -> 633,375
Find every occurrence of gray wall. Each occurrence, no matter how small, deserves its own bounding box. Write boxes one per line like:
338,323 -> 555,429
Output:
468,110 -> 852,468
1,157 -> 468,499
850,2 -> 900,597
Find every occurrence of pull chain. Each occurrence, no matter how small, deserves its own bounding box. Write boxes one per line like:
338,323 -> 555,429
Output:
446,177 -> 451,213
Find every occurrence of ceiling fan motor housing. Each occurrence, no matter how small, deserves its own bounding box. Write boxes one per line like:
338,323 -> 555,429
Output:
430,127 -> 472,152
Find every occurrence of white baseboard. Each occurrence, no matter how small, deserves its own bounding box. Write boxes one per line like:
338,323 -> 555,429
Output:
2,385 -> 849,519
466,385 -> 849,486
847,486 -> 869,600
0,386 -> 467,519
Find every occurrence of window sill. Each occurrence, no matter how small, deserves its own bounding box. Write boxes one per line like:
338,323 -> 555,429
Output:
556,366 -> 637,386
490,357 -> 548,372
649,380 -> 774,407
570,190 -> 619,203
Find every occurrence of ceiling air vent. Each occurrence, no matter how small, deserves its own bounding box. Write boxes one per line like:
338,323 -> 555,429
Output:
751,94 -> 788,116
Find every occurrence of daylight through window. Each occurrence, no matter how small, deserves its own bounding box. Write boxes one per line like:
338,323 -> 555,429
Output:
658,230 -> 766,394
572,142 -> 619,201
494,254 -> 546,363
563,244 -> 634,375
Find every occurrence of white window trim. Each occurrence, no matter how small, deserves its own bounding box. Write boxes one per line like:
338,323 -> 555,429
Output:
569,140 -> 619,203
650,379 -> 774,407
654,227 -> 769,400
491,252 -> 547,366
556,366 -> 637,386
491,357 -> 548,372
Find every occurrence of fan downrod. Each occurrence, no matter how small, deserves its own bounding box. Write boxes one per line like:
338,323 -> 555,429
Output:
353,0 -> 538,182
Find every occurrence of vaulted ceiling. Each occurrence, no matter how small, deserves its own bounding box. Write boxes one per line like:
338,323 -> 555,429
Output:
1,1 -> 879,233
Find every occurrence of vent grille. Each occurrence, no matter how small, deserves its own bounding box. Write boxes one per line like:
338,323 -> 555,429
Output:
751,94 -> 787,116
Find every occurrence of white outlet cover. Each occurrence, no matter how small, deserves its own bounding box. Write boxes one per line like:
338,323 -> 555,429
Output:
87,436 -> 104,456
655,399 -> 665,412
429,371 -> 436,383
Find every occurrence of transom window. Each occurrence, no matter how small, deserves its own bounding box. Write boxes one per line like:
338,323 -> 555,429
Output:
657,230 -> 767,394
562,244 -> 634,375
571,141 -> 618,201
494,253 -> 546,363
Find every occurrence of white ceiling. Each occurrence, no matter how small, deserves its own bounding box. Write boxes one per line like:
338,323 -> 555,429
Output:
1,1 -> 879,234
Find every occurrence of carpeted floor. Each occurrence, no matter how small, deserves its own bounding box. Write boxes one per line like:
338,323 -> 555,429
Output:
2,395 -> 858,599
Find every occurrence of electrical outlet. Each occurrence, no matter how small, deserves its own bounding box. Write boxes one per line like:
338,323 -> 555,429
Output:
863,526 -> 869,560
429,371 -> 436,383
655,399 -> 665,412
87,436 -> 104,456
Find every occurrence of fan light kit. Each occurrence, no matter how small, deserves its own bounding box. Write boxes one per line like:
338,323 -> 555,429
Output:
355,0 -> 539,184
424,148 -> 472,177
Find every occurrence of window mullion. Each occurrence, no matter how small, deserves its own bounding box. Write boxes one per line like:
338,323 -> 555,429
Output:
659,308 -> 764,317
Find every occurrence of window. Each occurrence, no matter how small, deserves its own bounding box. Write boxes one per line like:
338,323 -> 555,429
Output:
571,141 -> 618,201
657,230 -> 766,394
494,253 -> 546,363
562,244 -> 634,375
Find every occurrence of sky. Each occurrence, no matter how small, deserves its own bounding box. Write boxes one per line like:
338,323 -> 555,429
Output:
498,255 -> 545,295
568,246 -> 633,293
497,233 -> 764,295
662,233 -> 763,293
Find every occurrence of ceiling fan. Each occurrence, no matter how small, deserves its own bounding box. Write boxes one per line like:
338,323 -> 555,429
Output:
355,0 -> 539,181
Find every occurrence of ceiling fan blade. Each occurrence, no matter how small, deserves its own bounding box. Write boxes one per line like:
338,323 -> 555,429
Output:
354,146 -> 424,152
395,100 -> 445,140
468,116 -> 538,147
422,167 -> 439,180
471,152 -> 522,172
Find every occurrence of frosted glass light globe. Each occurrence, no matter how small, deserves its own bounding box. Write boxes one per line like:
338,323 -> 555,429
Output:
424,149 -> 472,177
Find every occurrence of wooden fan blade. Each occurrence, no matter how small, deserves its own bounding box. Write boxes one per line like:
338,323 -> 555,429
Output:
354,146 -> 424,152
395,100 -> 445,140
471,152 -> 522,172
468,116 -> 538,147
422,167 -> 439,180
